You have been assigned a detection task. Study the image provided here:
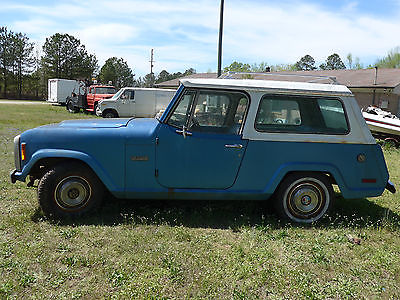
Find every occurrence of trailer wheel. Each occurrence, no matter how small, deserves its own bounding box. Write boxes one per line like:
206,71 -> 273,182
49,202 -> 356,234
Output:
274,173 -> 333,223
66,100 -> 79,113
38,162 -> 104,219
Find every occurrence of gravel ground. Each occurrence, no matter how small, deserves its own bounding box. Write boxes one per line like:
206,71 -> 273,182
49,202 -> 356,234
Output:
0,100 -> 48,105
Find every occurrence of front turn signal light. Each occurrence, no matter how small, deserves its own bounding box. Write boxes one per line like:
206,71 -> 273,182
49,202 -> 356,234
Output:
21,143 -> 26,161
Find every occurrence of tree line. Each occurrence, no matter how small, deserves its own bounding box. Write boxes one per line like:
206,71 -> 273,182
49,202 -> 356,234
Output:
1,25 -> 400,99
0,27 -> 196,99
0,27 -> 35,99
223,51 -> 400,73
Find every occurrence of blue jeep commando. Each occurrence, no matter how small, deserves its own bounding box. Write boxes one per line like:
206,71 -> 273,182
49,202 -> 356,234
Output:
10,78 -> 396,223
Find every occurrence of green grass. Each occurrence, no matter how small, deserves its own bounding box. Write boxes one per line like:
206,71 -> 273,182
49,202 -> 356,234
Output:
1,104 -> 400,299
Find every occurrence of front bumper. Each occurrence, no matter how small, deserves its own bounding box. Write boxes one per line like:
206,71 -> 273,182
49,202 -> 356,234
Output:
386,180 -> 396,193
95,106 -> 102,117
10,169 -> 27,184
10,169 -> 17,183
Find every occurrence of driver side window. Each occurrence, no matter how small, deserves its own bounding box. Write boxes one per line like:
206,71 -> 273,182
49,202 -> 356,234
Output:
167,91 -> 195,128
121,91 -> 129,100
167,89 -> 249,135
190,92 -> 230,129
189,90 -> 248,135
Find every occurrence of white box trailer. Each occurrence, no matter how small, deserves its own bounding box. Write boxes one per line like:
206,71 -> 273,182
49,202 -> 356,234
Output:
96,87 -> 176,118
47,79 -> 80,104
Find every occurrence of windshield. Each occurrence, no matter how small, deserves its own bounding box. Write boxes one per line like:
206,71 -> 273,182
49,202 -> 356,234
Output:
110,88 -> 125,100
95,87 -> 117,94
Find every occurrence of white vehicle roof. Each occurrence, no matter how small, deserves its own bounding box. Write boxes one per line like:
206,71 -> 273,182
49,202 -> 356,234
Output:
180,78 -> 375,145
180,78 -> 352,96
119,87 -> 176,92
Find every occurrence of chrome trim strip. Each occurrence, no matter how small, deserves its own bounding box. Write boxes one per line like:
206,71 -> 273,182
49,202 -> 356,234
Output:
13,135 -> 21,171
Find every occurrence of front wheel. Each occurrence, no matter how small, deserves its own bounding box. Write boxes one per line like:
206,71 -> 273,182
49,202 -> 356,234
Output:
103,110 -> 117,118
274,173 -> 333,223
37,162 -> 104,219
66,100 -> 79,113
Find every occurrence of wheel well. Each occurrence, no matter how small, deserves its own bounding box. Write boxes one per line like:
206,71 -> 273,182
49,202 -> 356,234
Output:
28,158 -> 95,182
276,171 -> 337,192
103,109 -> 119,117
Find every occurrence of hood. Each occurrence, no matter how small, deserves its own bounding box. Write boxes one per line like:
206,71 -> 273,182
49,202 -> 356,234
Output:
21,117 -> 159,144
55,118 -> 132,129
19,117 -> 160,165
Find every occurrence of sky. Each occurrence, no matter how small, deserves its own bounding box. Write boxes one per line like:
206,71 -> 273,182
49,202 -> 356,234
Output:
1,0 -> 400,77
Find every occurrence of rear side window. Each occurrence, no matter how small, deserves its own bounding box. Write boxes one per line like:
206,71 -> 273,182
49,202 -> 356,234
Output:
317,99 -> 348,132
255,95 -> 349,135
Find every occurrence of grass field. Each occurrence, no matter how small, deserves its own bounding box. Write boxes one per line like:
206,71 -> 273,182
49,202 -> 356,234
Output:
0,103 -> 399,299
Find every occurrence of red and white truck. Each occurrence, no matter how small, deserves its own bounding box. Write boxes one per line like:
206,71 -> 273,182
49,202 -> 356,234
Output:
65,81 -> 117,114
85,85 -> 117,113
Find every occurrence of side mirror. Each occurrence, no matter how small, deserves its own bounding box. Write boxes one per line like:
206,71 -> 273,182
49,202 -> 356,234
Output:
175,125 -> 192,138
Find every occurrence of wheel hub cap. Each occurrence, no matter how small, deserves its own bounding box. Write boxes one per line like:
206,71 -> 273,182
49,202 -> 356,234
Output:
293,187 -> 319,213
67,188 -> 80,199
55,176 -> 91,209
301,195 -> 312,206
288,182 -> 324,218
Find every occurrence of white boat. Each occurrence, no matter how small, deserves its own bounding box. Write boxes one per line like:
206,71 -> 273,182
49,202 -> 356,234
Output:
362,106 -> 400,144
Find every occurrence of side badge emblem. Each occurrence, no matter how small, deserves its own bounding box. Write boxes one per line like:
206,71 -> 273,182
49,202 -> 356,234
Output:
131,156 -> 149,161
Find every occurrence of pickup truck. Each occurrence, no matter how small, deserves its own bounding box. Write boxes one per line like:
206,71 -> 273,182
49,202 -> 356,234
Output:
10,78 -> 395,223
66,83 -> 117,114
85,84 -> 117,113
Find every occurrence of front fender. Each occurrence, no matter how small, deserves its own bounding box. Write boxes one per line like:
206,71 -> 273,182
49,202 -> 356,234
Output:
15,149 -> 120,192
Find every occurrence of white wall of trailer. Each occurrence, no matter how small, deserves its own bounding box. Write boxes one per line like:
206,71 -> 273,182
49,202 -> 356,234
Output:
47,79 -> 80,104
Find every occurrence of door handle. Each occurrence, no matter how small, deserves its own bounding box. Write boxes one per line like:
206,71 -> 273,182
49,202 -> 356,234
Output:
225,144 -> 243,149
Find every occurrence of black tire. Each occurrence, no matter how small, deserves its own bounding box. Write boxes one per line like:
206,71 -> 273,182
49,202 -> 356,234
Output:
383,138 -> 399,148
37,162 -> 104,219
274,173 -> 333,223
66,100 -> 79,113
104,110 -> 117,118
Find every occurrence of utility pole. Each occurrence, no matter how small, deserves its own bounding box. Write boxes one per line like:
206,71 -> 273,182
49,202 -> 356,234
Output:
149,49 -> 155,87
217,0 -> 224,78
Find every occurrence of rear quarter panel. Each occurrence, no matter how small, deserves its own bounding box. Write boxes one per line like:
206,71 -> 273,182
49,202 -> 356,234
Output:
236,92 -> 388,199
233,141 -> 388,199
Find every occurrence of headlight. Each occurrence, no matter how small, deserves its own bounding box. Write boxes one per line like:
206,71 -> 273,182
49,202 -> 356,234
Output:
13,135 -> 21,171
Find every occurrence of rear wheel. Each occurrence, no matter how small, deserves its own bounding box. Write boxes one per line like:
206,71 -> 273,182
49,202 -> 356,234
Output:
274,173 -> 333,223
66,100 -> 79,113
38,162 -> 104,219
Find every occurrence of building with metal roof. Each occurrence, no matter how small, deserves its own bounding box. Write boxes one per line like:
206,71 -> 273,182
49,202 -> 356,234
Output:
156,68 -> 400,116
